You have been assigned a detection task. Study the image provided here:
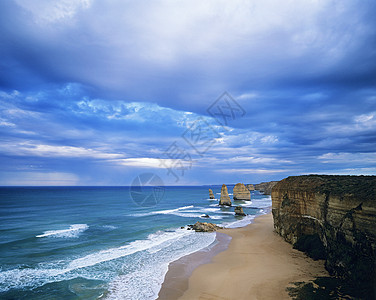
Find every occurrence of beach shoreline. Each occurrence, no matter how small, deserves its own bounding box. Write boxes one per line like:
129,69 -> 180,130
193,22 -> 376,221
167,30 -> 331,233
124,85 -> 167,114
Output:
159,213 -> 329,300
157,232 -> 232,300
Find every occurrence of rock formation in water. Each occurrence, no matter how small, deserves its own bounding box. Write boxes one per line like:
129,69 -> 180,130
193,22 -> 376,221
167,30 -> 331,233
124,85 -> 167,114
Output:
188,221 -> 223,232
233,183 -> 251,200
246,184 -> 255,191
209,188 -> 215,199
272,175 -> 376,298
219,184 -> 232,206
255,181 -> 278,195
234,206 -> 246,216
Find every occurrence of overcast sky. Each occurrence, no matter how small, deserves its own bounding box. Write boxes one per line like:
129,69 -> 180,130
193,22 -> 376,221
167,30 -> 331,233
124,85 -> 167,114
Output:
0,0 -> 375,186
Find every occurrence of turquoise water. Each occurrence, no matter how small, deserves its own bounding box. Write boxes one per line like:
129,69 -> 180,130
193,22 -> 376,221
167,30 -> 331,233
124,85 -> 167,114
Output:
0,186 -> 271,299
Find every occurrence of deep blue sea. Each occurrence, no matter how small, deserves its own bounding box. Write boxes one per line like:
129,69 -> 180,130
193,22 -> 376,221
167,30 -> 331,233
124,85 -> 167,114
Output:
0,186 -> 271,299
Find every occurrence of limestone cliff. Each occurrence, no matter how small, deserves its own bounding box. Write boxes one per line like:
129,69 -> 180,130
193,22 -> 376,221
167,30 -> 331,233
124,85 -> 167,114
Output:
246,184 -> 255,191
219,184 -> 231,206
255,181 -> 278,195
209,188 -> 215,199
233,183 -> 251,200
272,175 -> 376,297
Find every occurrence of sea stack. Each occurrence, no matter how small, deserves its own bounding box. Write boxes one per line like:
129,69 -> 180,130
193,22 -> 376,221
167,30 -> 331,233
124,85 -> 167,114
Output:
219,184 -> 231,206
209,188 -> 215,199
234,206 -> 246,216
233,183 -> 251,200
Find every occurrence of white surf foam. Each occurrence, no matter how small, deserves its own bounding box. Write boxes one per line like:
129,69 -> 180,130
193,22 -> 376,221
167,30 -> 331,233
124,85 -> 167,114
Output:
102,225 -> 117,230
151,205 -> 194,215
173,212 -> 204,218
36,224 -> 89,238
67,229 -> 189,270
239,201 -> 254,207
224,215 -> 255,229
201,215 -> 223,220
0,228 -> 200,293
200,207 -> 221,213
0,267 -> 65,293
106,231 -> 217,300
129,205 -> 226,220
174,207 -> 224,219
251,196 -> 272,208
129,205 -> 195,217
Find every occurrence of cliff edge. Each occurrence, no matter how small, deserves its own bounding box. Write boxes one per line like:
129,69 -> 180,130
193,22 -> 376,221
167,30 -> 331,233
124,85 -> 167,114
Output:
272,175 -> 376,298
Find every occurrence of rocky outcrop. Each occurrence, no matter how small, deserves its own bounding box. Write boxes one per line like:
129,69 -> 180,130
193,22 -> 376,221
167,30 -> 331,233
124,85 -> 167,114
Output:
188,221 -> 223,232
235,206 -> 246,216
209,188 -> 215,199
246,184 -> 255,191
233,183 -> 251,200
219,184 -> 231,206
272,175 -> 376,297
255,181 -> 278,195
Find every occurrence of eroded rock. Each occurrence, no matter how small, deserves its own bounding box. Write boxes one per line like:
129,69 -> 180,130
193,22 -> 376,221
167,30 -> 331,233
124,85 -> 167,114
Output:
233,183 -> 251,200
188,221 -> 223,232
235,206 -> 246,216
219,184 -> 231,206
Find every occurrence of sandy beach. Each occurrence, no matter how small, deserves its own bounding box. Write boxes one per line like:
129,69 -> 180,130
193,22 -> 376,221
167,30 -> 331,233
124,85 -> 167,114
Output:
159,213 -> 329,300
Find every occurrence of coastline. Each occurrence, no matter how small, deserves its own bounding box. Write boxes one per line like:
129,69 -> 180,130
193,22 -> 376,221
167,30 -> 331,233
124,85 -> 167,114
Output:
157,232 -> 232,300
159,213 -> 329,300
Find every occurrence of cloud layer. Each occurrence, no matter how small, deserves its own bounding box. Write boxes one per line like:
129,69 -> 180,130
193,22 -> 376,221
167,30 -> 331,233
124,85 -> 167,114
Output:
0,0 -> 375,185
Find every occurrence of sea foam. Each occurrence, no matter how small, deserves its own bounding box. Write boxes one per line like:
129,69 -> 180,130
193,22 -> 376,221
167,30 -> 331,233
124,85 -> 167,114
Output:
36,224 -> 89,238
67,229 -> 190,270
0,227 -> 212,294
224,215 -> 256,228
105,231 -> 216,300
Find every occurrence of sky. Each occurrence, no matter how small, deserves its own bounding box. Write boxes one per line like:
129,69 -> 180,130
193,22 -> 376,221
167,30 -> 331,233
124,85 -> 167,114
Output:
0,0 -> 375,186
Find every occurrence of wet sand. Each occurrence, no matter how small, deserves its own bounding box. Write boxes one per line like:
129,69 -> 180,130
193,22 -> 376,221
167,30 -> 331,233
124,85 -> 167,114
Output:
159,213 -> 329,300
158,232 -> 232,300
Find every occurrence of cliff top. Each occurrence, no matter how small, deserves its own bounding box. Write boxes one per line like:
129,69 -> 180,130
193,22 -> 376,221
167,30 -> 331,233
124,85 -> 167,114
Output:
274,175 -> 376,203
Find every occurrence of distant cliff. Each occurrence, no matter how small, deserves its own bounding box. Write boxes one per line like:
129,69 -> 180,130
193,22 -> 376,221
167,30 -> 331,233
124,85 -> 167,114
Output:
254,181 -> 278,195
272,175 -> 376,298
245,184 -> 255,191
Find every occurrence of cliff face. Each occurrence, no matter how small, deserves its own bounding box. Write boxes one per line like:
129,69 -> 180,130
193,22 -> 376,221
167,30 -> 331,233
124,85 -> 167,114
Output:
255,181 -> 278,195
272,175 -> 376,296
246,184 -> 255,191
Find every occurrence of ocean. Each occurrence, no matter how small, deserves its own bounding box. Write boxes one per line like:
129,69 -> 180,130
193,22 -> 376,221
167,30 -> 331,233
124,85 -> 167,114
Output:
0,186 -> 271,299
